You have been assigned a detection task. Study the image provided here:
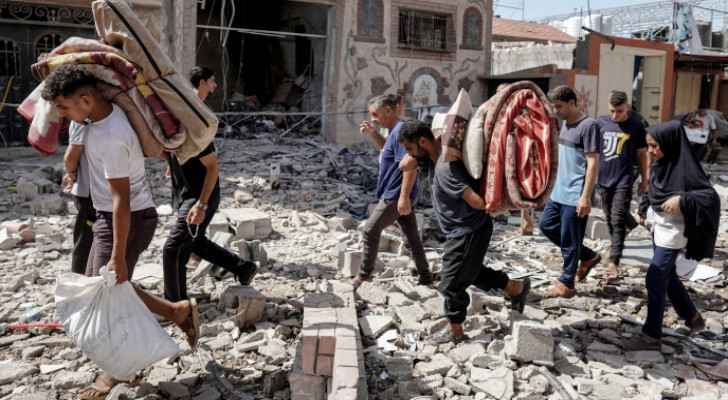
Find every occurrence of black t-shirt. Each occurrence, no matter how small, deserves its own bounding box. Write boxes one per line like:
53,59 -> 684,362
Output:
427,158 -> 487,239
597,113 -> 647,189
170,143 -> 219,209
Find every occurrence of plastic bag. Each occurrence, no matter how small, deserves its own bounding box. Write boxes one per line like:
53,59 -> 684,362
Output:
55,269 -> 180,380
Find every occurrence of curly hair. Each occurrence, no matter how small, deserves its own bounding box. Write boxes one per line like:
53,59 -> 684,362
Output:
40,65 -> 97,101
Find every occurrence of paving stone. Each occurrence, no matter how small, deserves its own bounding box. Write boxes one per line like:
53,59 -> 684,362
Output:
509,321 -> 554,366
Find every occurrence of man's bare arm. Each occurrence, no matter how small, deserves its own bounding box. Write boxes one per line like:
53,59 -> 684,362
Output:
463,187 -> 486,210
108,178 -> 131,283
198,152 -> 219,205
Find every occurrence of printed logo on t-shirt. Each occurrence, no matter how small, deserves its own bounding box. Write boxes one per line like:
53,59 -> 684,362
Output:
602,131 -> 630,161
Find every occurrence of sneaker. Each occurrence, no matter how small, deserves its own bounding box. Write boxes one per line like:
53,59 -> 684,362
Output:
236,261 -> 257,286
509,278 -> 531,314
576,254 -> 602,282
548,281 -> 576,299
687,314 -> 706,335
621,333 -> 661,351
429,330 -> 469,345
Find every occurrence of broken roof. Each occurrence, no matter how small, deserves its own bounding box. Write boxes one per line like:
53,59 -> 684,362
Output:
493,17 -> 577,44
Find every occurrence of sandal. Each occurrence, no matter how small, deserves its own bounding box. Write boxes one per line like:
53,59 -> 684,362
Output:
605,263 -> 620,283
182,298 -> 200,349
510,278 -> 531,314
79,374 -> 115,400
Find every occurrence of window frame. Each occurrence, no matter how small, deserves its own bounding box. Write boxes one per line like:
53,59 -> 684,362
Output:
390,0 -> 457,61
461,7 -> 483,51
0,37 -> 21,77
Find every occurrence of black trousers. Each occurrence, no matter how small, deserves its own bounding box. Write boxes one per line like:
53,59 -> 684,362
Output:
72,196 -> 96,275
162,191 -> 245,301
599,186 -> 638,265
439,218 -> 509,324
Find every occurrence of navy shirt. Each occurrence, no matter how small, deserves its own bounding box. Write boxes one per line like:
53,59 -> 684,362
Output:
169,142 -> 220,210
376,122 -> 418,202
550,117 -> 602,207
597,113 -> 647,189
425,158 -> 487,238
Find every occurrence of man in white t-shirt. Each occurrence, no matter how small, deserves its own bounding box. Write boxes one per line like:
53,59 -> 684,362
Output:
41,65 -> 200,398
62,123 -> 95,275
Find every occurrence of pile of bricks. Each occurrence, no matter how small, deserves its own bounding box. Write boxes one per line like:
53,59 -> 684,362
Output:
289,284 -> 367,400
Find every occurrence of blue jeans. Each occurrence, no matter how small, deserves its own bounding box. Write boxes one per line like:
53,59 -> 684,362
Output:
539,200 -> 597,288
643,245 -> 698,338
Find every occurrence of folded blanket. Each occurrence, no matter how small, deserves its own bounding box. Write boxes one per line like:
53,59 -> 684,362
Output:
480,81 -> 559,213
93,0 -> 218,164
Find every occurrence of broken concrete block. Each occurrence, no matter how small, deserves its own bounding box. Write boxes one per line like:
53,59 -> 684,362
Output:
509,321 -> 554,366
414,353 -> 455,376
340,250 -> 362,277
385,357 -> 414,380
355,282 -> 387,305
222,208 -> 272,240
394,304 -> 426,331
238,240 -> 268,265
0,229 -> 19,251
358,315 -> 394,338
29,194 -> 67,216
220,286 -> 266,328
16,177 -> 39,201
586,217 -> 609,241
470,366 -> 514,400
207,212 -> 230,236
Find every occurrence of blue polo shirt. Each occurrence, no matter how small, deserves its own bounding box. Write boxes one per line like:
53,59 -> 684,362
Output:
376,122 -> 418,202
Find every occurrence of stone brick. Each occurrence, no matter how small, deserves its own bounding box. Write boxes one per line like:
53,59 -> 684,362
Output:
222,208 -> 272,240
318,337 -> 336,356
509,321 -> 554,366
340,251 -> 362,277
315,355 -> 333,377
301,336 -> 318,375
289,370 -> 326,400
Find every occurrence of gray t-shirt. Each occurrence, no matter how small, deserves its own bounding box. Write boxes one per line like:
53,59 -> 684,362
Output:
429,158 -> 487,239
68,123 -> 90,198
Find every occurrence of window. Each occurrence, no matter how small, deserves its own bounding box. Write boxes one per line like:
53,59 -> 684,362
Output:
35,33 -> 63,60
398,9 -> 450,52
462,7 -> 483,50
0,39 -> 20,77
356,0 -> 384,43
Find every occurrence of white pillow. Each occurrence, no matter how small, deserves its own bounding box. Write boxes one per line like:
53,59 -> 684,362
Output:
463,103 -> 487,179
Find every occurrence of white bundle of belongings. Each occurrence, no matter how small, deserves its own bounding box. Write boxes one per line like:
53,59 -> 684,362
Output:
55,269 -> 180,380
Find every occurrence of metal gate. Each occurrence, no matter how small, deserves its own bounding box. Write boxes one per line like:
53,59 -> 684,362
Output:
0,1 -> 95,146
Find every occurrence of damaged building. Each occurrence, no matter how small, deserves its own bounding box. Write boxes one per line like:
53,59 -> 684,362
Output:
193,0 -> 493,145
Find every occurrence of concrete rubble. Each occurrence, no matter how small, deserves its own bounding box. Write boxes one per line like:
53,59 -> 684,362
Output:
0,138 -> 727,400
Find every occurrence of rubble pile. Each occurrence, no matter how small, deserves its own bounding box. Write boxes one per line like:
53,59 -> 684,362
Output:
0,134 -> 728,400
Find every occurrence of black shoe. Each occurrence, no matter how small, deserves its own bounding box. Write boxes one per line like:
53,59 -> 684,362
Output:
510,277 -> 531,314
236,261 -> 257,286
417,271 -> 434,286
687,314 -> 706,335
429,330 -> 469,345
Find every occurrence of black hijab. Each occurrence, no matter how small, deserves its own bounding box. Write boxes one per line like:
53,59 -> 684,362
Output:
648,120 -> 712,207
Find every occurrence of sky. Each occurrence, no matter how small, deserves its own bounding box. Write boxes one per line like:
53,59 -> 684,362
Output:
495,0 -> 665,20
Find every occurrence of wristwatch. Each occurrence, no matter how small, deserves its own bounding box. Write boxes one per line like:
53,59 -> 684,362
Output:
195,201 -> 208,211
